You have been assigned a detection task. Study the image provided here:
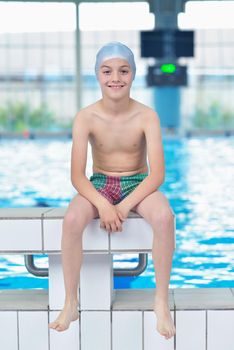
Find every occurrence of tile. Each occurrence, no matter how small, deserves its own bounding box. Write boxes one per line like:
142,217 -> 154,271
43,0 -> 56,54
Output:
113,289 -> 174,311
48,255 -> 73,310
18,311 -> 49,350
176,311 -> 206,350
174,288 -> 234,310
49,311 -> 79,350
112,311 -> 142,350
43,208 -> 140,219
80,254 -> 112,310
43,211 -> 172,252
0,290 -> 48,310
83,219 -> 109,251
0,207 -> 50,219
144,311 -> 174,350
81,311 -> 111,350
43,208 -> 66,218
43,219 -> 63,251
0,219 -> 42,252
43,218 -> 109,252
128,211 -> 142,218
207,310 -> 234,350
0,311 -> 18,350
110,217 -> 153,251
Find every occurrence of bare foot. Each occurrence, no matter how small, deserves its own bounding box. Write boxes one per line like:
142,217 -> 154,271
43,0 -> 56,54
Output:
49,301 -> 79,332
154,296 -> 176,340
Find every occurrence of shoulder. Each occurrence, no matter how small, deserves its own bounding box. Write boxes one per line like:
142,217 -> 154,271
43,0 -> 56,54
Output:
131,99 -> 160,126
73,102 -> 98,130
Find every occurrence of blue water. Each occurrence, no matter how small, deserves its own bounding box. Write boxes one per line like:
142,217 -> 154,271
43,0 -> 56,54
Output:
0,137 -> 234,289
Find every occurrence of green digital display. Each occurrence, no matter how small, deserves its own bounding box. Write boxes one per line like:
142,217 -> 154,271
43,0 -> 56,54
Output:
160,64 -> 176,74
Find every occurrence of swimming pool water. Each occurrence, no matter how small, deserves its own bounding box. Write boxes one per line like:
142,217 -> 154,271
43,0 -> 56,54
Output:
0,137 -> 234,289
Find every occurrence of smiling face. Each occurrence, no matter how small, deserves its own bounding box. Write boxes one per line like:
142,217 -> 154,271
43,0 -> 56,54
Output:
98,58 -> 133,99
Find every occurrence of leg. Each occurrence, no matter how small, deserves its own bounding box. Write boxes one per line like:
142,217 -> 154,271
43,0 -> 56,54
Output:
49,194 -> 99,332
132,191 -> 176,339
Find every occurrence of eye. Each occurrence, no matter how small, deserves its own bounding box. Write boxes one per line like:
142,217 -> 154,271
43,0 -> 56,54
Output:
103,70 -> 111,75
121,70 -> 129,74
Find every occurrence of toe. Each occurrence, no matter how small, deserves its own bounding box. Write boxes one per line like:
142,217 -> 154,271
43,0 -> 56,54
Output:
161,331 -> 168,339
168,328 -> 173,339
57,324 -> 67,332
169,328 -> 175,339
171,325 -> 176,337
54,323 -> 63,331
49,322 -> 57,329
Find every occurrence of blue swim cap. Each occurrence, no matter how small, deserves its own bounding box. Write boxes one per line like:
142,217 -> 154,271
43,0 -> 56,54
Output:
95,42 -> 136,80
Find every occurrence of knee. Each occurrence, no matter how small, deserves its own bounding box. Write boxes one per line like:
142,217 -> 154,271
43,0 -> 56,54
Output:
63,211 -> 86,237
150,206 -> 174,229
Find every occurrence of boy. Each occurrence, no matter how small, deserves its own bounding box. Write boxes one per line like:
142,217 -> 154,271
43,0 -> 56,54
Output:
49,42 -> 176,339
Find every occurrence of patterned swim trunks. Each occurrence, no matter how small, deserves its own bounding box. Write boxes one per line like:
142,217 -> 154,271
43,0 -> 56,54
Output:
89,172 -> 148,205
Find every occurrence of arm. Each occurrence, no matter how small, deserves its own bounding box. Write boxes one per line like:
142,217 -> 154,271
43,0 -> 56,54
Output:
70,111 -> 109,209
119,111 -> 165,212
71,111 -> 124,232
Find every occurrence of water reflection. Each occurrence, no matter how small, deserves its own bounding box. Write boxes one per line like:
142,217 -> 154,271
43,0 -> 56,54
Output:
0,137 -> 234,288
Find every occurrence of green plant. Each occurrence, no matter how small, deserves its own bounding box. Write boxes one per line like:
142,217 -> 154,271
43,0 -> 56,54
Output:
30,103 -> 55,129
193,101 -> 234,129
0,106 -> 8,130
0,101 -> 58,132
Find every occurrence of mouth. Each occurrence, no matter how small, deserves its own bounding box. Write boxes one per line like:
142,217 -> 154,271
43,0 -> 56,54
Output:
108,85 -> 124,89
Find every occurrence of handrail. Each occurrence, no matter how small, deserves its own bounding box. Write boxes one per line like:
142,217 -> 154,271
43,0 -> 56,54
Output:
24,255 -> 48,277
114,253 -> 148,276
24,253 -> 148,277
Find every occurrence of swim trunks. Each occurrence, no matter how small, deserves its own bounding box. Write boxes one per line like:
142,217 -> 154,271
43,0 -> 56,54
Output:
89,172 -> 148,205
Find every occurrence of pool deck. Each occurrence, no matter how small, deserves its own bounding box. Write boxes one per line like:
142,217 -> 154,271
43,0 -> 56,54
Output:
0,288 -> 233,311
0,288 -> 233,350
0,208 -> 234,350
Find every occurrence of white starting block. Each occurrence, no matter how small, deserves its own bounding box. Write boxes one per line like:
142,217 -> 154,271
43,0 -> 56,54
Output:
2,208 -> 232,350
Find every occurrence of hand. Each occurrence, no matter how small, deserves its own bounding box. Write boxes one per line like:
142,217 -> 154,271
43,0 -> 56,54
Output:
98,200 -> 124,234
114,201 -> 131,222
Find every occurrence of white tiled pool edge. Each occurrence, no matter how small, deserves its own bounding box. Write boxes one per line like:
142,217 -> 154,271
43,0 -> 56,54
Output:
0,208 -> 234,350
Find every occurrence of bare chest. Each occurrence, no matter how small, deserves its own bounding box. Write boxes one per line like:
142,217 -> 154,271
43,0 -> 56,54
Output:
89,118 -> 145,154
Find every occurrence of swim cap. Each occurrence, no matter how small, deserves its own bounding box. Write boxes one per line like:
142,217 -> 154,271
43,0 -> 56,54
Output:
95,42 -> 136,80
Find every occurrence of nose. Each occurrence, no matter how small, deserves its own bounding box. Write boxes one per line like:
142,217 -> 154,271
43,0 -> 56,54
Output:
111,70 -> 120,82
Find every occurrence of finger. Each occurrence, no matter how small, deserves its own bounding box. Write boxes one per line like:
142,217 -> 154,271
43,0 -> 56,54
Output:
110,222 -> 117,233
105,223 -> 111,234
117,211 -> 125,222
115,219 -> 123,232
100,221 -> 105,229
